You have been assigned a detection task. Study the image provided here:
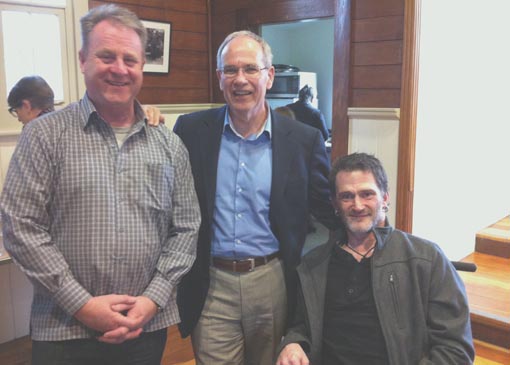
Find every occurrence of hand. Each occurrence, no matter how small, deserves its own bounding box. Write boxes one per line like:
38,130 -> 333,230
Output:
143,105 -> 165,126
276,343 -> 309,365
74,294 -> 138,333
97,296 -> 159,344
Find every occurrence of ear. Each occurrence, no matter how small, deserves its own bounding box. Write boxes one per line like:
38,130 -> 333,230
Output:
78,49 -> 86,73
21,99 -> 32,111
216,69 -> 224,90
266,65 -> 275,90
382,191 -> 390,206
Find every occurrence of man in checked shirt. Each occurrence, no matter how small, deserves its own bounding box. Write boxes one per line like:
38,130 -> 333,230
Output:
0,4 -> 200,365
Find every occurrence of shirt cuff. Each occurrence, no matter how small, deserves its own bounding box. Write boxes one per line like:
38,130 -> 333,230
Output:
142,274 -> 173,309
52,278 -> 92,316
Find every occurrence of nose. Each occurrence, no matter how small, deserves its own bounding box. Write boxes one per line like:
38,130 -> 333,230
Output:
352,195 -> 364,210
110,58 -> 129,74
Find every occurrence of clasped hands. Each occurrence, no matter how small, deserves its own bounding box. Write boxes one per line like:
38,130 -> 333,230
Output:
74,294 -> 158,344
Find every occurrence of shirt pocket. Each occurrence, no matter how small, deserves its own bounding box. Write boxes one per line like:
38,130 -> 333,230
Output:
141,162 -> 174,212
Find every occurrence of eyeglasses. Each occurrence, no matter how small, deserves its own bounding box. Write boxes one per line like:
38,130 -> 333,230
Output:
8,107 -> 18,118
219,65 -> 269,78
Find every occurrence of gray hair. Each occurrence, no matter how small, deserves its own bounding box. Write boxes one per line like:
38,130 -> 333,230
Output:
80,4 -> 147,57
216,30 -> 273,69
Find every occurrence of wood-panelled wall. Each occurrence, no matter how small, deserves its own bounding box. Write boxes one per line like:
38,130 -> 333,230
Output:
351,0 -> 404,107
88,0 -> 210,104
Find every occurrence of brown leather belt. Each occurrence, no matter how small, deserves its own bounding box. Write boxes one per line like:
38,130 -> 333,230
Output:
212,252 -> 280,273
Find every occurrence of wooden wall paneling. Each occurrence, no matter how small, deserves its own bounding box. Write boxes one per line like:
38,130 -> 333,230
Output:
352,0 -> 404,19
351,40 -> 403,66
352,15 -> 404,42
138,88 -> 209,104
236,0 -> 336,25
168,51 -> 209,70
395,0 -> 420,232
171,32 -> 208,52
351,65 -> 401,88
351,89 -> 401,108
141,10 -> 207,32
100,0 -> 207,13
144,71 -> 208,88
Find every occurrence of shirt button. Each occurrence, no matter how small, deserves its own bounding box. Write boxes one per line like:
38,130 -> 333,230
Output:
347,288 -> 354,295
238,187 -> 243,192
235,239 -> 241,244
237,213 -> 242,218
240,162 -> 245,167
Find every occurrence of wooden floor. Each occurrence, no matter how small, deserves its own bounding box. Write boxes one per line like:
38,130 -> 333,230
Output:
1,328 -> 509,364
0,325 -> 194,365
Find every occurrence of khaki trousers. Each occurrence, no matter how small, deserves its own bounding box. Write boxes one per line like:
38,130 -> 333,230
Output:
191,258 -> 287,365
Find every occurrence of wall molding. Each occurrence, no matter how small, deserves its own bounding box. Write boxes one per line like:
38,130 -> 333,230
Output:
348,107 -> 400,120
152,103 -> 223,115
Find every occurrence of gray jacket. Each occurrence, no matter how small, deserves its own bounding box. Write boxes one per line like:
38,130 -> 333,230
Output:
279,224 -> 475,364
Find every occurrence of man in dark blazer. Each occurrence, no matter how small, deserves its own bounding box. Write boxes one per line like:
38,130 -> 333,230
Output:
174,30 -> 338,365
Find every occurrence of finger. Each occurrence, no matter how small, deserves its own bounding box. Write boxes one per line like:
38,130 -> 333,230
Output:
109,294 -> 137,305
101,326 -> 129,339
158,114 -> 165,124
123,328 -> 143,341
111,303 -> 136,312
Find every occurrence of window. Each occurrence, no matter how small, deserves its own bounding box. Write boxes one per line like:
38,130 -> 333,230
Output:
0,0 -> 87,133
2,9 -> 65,102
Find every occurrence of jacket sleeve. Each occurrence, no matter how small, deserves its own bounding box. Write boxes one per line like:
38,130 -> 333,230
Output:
307,130 -> 340,231
420,247 -> 475,364
277,277 -> 312,356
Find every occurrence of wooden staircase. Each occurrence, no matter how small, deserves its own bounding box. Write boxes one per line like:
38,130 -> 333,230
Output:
459,216 -> 510,364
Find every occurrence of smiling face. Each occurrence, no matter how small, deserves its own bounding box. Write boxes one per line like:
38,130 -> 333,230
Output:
217,35 -> 274,121
79,19 -> 144,117
334,170 -> 389,238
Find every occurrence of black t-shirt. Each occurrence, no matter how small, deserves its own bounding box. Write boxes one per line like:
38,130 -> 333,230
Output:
322,244 -> 389,365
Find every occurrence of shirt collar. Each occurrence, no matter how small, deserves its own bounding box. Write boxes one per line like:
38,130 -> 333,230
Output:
223,104 -> 272,140
80,93 -> 147,132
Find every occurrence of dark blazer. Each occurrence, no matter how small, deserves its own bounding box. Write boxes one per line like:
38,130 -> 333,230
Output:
173,105 -> 338,337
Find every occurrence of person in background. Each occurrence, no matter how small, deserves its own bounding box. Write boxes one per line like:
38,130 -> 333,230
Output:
276,152 -> 475,365
173,30 -> 339,365
0,4 -> 200,365
286,84 -> 329,141
274,105 -> 296,120
7,75 -> 54,125
7,75 -> 164,126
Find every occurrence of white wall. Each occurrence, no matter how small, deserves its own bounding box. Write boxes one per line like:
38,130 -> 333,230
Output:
262,19 -> 335,129
413,0 -> 510,260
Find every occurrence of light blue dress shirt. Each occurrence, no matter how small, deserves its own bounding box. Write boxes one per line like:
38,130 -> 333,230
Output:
211,108 -> 279,259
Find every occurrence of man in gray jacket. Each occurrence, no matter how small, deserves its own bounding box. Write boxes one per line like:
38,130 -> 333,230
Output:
276,152 -> 474,365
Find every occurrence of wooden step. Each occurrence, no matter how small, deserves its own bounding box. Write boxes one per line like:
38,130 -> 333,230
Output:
474,340 -> 510,364
459,252 -> 510,348
475,216 -> 510,258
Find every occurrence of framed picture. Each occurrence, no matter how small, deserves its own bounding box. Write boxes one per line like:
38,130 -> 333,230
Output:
141,20 -> 171,73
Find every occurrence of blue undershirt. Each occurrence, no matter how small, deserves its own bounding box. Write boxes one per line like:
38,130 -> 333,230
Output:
211,108 -> 279,259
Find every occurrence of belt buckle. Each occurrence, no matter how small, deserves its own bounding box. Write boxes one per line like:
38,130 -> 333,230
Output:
247,258 -> 255,272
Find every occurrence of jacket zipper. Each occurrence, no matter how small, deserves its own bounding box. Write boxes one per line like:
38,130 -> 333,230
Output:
389,272 -> 404,329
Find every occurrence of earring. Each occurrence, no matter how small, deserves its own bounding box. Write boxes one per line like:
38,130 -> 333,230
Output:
382,205 -> 389,213
334,209 -> 340,216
